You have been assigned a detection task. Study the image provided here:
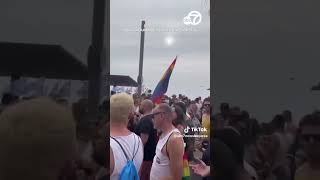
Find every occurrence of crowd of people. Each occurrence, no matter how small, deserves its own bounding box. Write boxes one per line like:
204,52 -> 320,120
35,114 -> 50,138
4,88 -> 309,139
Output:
0,94 -> 108,180
205,103 -> 320,180
3,89 -> 319,180
0,90 -> 210,180
110,92 -> 211,180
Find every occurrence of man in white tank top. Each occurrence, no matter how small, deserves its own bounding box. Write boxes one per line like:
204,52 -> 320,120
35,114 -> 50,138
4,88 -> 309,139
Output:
109,93 -> 144,180
150,103 -> 185,180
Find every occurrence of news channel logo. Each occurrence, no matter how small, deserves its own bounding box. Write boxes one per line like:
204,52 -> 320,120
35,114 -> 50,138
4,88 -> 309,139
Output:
183,11 -> 202,26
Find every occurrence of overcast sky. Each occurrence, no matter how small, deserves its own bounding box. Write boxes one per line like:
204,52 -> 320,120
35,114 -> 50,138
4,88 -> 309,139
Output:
213,0 -> 320,122
2,0 -> 320,122
111,0 -> 210,99
0,0 -> 210,100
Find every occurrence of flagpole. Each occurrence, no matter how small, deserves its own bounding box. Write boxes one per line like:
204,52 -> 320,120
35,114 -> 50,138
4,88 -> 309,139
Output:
137,20 -> 146,97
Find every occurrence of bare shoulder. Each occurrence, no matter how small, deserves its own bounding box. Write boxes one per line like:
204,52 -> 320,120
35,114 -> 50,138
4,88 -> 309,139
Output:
166,132 -> 184,162
169,132 -> 184,147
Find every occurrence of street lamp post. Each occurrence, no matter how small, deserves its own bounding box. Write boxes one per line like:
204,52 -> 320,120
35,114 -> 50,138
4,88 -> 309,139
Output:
87,0 -> 106,124
137,20 -> 146,97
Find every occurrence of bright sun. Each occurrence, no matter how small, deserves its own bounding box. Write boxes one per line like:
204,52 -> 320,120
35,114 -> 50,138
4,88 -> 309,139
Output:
165,36 -> 175,46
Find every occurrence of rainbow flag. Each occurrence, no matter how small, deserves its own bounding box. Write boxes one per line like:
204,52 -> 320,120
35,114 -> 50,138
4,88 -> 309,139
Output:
182,152 -> 191,180
151,57 -> 177,104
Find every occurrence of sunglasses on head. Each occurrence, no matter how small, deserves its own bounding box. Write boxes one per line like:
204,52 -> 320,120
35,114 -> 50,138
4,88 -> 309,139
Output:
301,134 -> 320,142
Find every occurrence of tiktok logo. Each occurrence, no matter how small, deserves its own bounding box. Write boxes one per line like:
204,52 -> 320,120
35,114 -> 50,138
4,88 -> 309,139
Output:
184,126 -> 190,133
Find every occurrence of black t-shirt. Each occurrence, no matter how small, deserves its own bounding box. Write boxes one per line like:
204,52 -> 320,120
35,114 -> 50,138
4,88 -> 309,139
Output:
136,115 -> 157,161
128,118 -> 139,134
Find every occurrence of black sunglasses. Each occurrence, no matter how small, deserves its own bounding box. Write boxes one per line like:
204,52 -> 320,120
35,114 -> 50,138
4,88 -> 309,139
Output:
301,134 -> 320,142
150,112 -> 166,118
203,104 -> 210,106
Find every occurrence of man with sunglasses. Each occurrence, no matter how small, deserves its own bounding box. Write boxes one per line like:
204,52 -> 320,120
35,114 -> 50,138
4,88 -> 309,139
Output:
295,112 -> 320,180
150,103 -> 184,180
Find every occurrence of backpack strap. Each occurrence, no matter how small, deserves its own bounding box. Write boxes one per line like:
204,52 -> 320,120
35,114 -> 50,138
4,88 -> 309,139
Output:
132,135 -> 140,161
111,135 -> 140,161
111,137 -> 129,161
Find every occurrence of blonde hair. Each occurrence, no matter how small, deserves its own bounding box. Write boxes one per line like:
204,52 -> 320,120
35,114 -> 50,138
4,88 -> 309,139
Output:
0,97 -> 77,180
110,93 -> 134,123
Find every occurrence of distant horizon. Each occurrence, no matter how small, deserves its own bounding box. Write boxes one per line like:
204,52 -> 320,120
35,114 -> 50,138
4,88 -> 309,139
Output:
110,85 -> 210,100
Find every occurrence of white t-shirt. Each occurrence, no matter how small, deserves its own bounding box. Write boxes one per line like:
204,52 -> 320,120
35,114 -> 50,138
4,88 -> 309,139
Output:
110,133 -> 143,180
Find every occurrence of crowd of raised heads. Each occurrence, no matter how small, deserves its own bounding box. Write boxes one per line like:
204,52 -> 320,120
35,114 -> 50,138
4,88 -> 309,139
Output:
127,92 -> 211,126
0,94 -> 108,180
212,103 -> 320,180
110,92 -> 211,180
